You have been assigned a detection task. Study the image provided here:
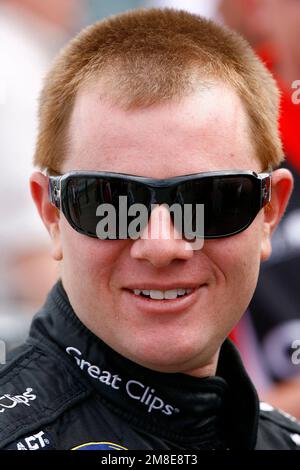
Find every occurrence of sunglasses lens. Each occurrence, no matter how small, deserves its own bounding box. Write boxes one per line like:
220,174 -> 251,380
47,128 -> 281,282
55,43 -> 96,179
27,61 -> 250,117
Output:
65,176 -> 151,238
177,175 -> 258,237
61,173 -> 260,240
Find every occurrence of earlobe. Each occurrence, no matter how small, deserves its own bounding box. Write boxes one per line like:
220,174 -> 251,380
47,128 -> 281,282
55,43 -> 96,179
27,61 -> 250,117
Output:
50,224 -> 63,261
260,168 -> 293,261
30,171 -> 63,261
260,210 -> 272,261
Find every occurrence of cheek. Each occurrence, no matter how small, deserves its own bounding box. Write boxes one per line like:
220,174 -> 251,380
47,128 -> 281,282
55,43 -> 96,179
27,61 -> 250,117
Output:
203,216 -> 263,309
59,217 -> 128,287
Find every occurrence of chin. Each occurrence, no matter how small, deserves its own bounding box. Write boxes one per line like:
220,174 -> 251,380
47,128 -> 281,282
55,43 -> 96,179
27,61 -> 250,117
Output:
123,339 -> 209,374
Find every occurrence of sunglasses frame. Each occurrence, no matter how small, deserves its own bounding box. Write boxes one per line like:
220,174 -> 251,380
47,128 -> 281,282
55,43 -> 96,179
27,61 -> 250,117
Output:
48,170 -> 272,239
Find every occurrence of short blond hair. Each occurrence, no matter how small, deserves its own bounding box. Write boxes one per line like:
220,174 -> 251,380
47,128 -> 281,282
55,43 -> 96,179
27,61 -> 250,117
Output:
34,8 -> 283,173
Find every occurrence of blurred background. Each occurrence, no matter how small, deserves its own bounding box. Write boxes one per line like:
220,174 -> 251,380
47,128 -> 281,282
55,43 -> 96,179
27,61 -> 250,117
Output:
0,0 -> 300,417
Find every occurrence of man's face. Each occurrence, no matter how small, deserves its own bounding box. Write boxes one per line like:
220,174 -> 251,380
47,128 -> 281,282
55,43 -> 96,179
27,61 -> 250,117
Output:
57,82 -> 267,374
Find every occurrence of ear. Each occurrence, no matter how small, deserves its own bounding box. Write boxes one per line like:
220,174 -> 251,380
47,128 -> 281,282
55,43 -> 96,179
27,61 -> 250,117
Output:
260,168 -> 294,261
30,172 -> 63,261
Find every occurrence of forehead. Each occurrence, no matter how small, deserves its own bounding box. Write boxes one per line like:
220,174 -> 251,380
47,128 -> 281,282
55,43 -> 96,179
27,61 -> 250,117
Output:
64,81 -> 260,177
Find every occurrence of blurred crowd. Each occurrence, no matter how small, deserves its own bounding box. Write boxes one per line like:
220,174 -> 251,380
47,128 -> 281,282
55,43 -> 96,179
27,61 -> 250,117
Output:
0,0 -> 87,349
0,0 -> 300,417
217,0 -> 300,419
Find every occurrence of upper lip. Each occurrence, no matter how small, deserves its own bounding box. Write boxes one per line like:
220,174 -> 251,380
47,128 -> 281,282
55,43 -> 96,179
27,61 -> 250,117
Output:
124,283 -> 205,291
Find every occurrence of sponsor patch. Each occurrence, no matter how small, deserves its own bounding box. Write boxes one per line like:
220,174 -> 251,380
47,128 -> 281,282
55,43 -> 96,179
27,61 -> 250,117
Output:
66,346 -> 180,416
72,441 -> 127,450
0,388 -> 36,413
16,431 -> 52,450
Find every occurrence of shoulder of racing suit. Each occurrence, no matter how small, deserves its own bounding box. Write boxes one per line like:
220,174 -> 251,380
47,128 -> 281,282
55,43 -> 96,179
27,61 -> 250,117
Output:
0,339 -> 91,450
256,402 -> 300,449
1,340 -> 300,450
0,343 -> 300,450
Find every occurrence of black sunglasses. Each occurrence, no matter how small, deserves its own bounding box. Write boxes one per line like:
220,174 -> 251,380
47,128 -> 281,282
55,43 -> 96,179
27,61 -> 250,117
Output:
48,170 -> 271,240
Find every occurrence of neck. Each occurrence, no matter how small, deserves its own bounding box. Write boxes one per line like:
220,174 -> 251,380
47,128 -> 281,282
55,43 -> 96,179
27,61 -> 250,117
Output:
183,349 -> 220,378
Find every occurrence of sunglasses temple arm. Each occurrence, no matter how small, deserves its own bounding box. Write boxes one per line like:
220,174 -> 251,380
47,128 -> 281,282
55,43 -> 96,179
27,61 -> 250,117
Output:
48,176 -> 61,209
259,173 -> 272,207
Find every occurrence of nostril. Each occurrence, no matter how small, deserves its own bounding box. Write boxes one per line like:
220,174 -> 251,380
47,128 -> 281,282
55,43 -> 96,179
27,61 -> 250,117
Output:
130,237 -> 194,266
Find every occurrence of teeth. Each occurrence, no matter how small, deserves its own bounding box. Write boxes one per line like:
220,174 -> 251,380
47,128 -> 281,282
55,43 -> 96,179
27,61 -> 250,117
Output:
164,290 -> 178,300
132,288 -> 193,300
177,289 -> 186,296
150,290 -> 164,300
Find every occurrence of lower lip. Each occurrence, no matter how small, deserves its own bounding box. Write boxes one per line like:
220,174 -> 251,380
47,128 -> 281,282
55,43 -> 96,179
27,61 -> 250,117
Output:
123,287 -> 207,314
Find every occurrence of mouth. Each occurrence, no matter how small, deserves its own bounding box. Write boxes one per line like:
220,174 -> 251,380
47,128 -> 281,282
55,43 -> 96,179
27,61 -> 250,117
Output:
129,288 -> 194,300
123,284 -> 208,315
122,284 -> 207,314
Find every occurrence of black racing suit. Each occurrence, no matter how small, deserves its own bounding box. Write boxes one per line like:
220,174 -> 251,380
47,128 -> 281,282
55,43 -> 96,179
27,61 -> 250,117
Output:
1,280 -> 300,450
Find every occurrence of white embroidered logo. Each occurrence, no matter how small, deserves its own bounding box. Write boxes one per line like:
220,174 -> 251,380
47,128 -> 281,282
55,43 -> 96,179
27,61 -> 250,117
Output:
0,388 -> 36,413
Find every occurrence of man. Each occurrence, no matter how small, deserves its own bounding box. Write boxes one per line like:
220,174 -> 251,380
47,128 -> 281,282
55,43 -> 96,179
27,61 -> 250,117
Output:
0,8 -> 298,450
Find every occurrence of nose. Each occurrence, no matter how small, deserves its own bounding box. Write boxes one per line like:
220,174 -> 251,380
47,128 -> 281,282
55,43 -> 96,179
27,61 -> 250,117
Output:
130,204 -> 194,268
